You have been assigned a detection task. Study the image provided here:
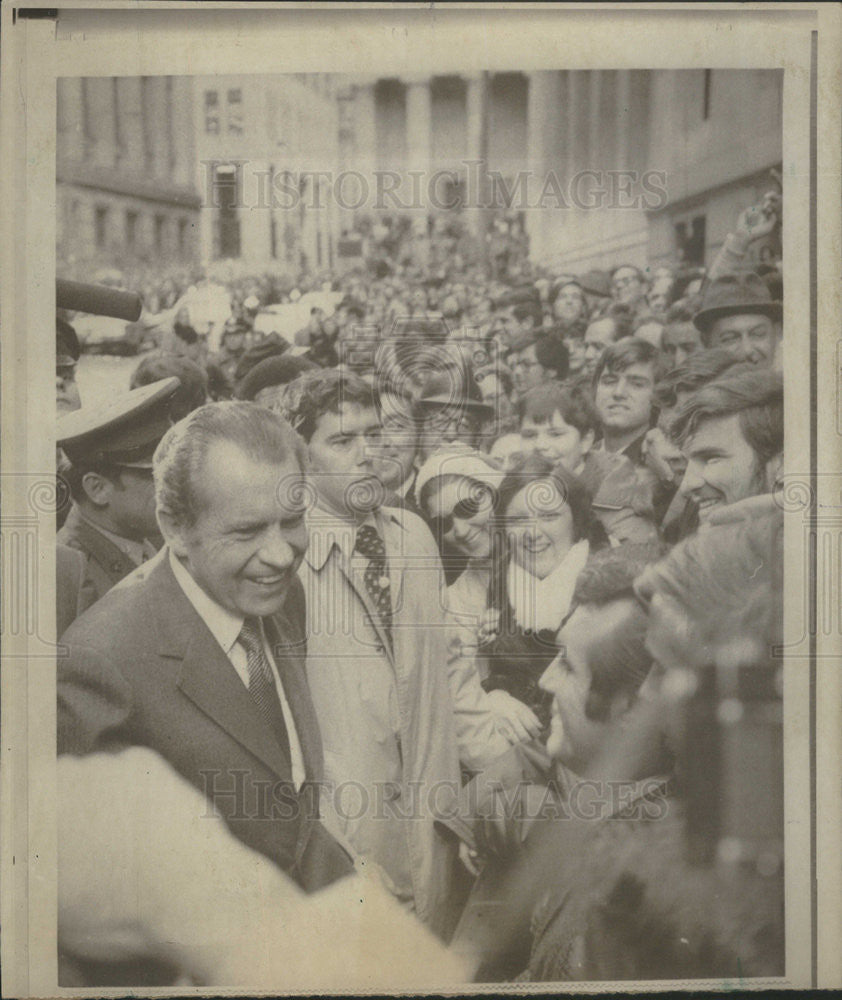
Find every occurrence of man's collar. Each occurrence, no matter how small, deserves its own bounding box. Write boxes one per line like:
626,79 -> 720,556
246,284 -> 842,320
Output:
168,548 -> 243,657
78,510 -> 147,567
303,504 -> 404,571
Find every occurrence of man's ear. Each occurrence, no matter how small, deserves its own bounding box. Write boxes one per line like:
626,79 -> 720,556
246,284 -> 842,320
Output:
80,471 -> 115,509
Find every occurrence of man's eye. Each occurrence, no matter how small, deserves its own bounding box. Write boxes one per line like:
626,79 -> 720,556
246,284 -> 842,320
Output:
521,430 -> 537,440
234,527 -> 259,539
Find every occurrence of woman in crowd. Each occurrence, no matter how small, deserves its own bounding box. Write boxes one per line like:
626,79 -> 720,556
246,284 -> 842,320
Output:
416,448 -> 543,771
548,278 -> 589,340
478,453 -> 610,734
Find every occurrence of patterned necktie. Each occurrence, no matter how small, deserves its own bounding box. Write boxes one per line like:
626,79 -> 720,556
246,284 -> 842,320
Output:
354,524 -> 393,649
238,616 -> 291,759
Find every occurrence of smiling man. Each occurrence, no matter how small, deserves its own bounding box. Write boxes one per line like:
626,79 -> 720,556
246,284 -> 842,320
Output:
670,366 -> 783,525
58,402 -> 354,986
692,271 -> 782,368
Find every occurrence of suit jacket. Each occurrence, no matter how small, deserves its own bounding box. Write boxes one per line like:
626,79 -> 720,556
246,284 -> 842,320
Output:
57,505 -> 141,603
58,550 -> 353,894
298,506 -> 461,936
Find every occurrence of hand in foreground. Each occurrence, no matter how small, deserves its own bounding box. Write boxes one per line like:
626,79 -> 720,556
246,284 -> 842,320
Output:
487,689 -> 543,743
458,840 -> 482,878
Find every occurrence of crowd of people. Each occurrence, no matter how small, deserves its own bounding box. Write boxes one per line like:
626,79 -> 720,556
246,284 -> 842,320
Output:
54,190 -> 785,986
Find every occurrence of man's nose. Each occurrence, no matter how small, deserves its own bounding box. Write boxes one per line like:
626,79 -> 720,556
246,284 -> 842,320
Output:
612,379 -> 628,397
677,459 -> 704,498
539,654 -> 562,694
354,436 -> 373,467
451,516 -> 471,540
258,524 -> 298,568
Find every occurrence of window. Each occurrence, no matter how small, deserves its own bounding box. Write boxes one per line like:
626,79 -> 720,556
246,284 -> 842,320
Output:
141,77 -> 155,168
113,78 -> 125,162
125,210 -> 138,247
215,164 -> 241,259
154,214 -> 167,253
226,88 -> 243,135
178,217 -> 190,255
95,206 -> 109,248
204,90 -> 220,134
165,78 -> 176,170
674,214 -> 706,267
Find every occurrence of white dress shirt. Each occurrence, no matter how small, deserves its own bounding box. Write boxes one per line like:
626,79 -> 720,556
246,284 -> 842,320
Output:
169,549 -> 306,789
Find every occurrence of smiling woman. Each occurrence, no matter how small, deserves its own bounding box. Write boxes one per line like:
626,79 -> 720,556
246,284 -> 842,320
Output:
478,453 -> 610,734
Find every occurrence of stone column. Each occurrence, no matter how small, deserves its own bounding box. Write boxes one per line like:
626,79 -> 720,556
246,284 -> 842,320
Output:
587,70 -> 603,168
616,70 -> 632,170
404,75 -> 432,262
464,72 -> 488,249
526,71 -> 565,262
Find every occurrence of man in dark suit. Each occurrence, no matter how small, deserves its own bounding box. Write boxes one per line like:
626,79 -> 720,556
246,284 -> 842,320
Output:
57,378 -> 181,603
58,401 -> 353,984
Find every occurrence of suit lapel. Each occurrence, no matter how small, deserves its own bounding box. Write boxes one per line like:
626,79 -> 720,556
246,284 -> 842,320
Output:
146,557 -> 292,780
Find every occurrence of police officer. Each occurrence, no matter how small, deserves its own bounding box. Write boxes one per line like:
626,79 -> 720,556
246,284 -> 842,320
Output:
57,378 -> 180,603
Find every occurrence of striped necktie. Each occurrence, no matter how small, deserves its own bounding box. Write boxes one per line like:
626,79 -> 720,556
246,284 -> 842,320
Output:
238,616 -> 291,759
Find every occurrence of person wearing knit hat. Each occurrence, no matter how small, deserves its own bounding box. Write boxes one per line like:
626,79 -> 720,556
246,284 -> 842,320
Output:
232,332 -> 290,388
415,446 -> 543,769
236,354 -> 318,409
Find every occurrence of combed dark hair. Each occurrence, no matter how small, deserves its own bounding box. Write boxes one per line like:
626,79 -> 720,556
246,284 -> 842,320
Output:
653,349 -> 743,410
635,503 -> 783,659
513,300 -> 544,327
517,381 -> 600,435
279,367 -> 376,443
496,452 -> 608,549
670,366 -> 783,464
153,401 -> 306,528
591,336 -> 667,389
534,336 -> 570,380
606,302 -> 636,341
569,543 -> 664,722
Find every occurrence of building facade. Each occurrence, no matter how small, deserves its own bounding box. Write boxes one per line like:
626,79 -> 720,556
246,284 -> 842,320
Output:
57,76 -> 201,278
344,69 -> 783,273
193,74 -> 342,273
